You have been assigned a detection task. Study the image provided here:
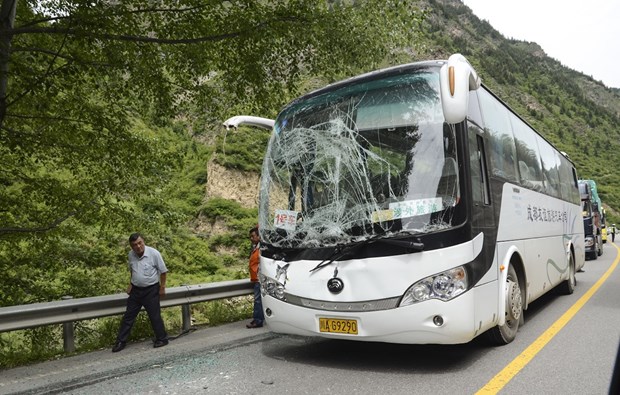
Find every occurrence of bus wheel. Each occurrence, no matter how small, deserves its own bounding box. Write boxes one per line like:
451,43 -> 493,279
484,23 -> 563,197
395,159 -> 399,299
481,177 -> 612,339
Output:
486,264 -> 522,345
558,253 -> 575,295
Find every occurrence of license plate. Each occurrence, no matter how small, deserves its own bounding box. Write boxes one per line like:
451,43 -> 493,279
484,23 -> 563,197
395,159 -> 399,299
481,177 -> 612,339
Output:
319,317 -> 358,335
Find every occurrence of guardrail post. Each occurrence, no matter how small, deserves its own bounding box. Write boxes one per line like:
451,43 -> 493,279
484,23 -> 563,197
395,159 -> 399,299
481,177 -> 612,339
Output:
181,284 -> 192,331
61,296 -> 75,353
182,304 -> 192,332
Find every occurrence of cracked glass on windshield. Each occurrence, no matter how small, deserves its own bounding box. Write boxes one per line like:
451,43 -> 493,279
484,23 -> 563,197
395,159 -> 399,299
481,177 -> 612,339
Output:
258,67 -> 463,248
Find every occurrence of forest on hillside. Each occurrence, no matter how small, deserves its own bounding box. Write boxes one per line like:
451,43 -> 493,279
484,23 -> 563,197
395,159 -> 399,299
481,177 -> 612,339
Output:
421,0 -> 620,214
1,0 -> 620,366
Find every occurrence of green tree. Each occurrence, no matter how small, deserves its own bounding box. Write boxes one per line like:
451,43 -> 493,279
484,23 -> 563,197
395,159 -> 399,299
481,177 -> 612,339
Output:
0,0 -> 425,306
0,0 -> 424,239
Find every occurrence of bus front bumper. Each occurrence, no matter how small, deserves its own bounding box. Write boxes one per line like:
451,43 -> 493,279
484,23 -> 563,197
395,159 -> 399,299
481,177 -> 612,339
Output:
262,282 -> 496,345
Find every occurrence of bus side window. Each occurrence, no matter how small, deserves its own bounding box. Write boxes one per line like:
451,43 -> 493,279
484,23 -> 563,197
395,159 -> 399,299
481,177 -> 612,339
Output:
571,167 -> 580,204
467,90 -> 483,126
536,134 -> 562,199
468,124 -> 490,205
477,88 -> 518,182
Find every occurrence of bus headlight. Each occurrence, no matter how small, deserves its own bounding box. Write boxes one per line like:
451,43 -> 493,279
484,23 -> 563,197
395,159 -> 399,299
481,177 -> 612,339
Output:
260,274 -> 286,301
584,237 -> 594,247
400,266 -> 468,306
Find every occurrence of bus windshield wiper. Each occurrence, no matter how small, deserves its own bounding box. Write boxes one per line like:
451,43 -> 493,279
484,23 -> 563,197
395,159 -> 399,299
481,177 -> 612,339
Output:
375,238 -> 424,251
309,232 -> 424,273
309,244 -> 353,273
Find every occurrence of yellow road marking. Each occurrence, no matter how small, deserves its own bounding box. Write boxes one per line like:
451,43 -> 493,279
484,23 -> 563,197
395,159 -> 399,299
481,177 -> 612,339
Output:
476,243 -> 620,394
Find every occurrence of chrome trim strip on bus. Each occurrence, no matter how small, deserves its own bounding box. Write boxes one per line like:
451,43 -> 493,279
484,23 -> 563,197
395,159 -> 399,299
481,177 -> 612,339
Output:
284,294 -> 401,312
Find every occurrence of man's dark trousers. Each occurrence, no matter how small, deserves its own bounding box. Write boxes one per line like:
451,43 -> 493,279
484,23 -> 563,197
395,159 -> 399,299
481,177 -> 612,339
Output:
116,283 -> 167,343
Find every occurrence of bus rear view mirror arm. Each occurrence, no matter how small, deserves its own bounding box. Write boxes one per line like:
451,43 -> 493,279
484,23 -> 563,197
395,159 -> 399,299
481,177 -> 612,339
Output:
223,115 -> 275,130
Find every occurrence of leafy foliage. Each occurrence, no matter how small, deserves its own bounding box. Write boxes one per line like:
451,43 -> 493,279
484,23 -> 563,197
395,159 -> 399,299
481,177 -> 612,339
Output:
1,0 -> 423,367
214,126 -> 271,172
1,0 -> 425,304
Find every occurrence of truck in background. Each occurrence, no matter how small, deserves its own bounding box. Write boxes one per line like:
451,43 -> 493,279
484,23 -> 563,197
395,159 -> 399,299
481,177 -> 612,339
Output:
579,179 -> 603,259
588,179 -> 607,243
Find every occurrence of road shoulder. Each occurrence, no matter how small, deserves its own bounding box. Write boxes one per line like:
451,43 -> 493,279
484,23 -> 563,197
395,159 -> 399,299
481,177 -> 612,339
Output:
0,321 -> 270,394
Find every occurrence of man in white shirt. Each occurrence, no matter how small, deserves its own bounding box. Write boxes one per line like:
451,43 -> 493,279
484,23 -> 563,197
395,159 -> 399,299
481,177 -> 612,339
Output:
112,233 -> 168,352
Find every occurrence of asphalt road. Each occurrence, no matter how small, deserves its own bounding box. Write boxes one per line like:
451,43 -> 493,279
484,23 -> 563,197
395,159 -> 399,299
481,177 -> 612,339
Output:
2,243 -> 619,395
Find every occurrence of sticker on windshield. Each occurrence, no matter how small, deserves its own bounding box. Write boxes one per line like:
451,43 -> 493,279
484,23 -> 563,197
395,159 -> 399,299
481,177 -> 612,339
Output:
274,209 -> 299,230
389,198 -> 442,219
371,209 -> 394,223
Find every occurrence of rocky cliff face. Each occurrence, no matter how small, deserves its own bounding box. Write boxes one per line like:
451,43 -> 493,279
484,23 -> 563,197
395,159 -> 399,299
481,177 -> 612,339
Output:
206,158 -> 260,207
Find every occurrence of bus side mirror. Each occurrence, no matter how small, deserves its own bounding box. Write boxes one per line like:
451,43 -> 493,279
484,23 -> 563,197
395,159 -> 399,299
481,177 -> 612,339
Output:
439,54 -> 481,124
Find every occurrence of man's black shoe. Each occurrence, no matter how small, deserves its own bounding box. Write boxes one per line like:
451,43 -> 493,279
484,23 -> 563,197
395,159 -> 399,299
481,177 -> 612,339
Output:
111,342 -> 126,353
153,339 -> 169,348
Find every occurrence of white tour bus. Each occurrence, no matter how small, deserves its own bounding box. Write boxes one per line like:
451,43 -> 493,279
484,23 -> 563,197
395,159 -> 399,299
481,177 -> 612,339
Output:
226,54 -> 585,345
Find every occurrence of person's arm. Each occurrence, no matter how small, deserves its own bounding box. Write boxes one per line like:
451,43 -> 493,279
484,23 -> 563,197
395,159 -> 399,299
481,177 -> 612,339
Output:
159,272 -> 167,296
126,266 -> 132,294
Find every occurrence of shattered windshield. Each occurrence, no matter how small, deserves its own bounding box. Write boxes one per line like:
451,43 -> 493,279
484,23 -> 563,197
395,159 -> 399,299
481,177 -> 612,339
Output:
258,67 -> 464,248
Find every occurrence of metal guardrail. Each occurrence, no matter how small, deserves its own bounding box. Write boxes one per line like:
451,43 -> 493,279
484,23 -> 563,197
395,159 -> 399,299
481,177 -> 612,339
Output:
0,279 -> 254,352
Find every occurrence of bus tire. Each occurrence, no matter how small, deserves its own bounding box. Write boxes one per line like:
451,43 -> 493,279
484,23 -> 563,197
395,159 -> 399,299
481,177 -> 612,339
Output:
557,253 -> 576,295
486,264 -> 522,345
589,248 -> 598,260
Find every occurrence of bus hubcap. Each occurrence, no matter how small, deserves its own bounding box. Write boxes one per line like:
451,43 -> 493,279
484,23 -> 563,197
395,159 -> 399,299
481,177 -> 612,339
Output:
506,279 -> 522,321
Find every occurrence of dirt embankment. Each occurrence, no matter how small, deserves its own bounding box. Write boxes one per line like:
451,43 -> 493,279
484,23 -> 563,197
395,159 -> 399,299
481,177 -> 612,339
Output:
205,159 -> 260,207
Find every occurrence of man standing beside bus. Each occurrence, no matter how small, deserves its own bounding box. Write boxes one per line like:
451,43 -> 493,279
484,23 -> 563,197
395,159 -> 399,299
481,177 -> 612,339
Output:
610,224 -> 616,243
112,233 -> 169,352
246,226 -> 264,328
